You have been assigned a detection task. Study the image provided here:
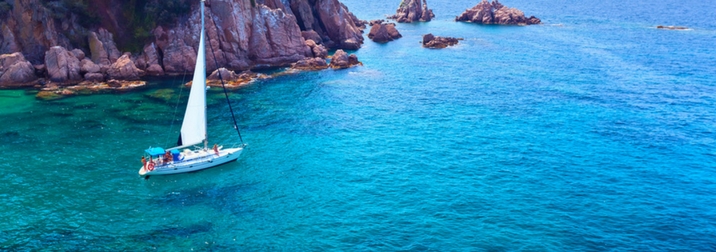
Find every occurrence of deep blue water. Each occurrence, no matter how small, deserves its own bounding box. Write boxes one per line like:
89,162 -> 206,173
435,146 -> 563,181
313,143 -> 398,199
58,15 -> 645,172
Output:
1,0 -> 716,250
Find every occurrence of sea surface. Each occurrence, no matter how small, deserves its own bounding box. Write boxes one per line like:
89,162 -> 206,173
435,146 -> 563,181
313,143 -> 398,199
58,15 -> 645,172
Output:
2,0 -> 716,250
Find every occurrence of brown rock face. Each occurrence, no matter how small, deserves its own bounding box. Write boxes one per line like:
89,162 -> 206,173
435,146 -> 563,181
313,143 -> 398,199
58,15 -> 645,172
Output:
80,59 -> 101,75
292,57 -> 329,71
301,30 -> 323,44
329,49 -> 361,69
423,33 -> 460,48
44,46 -> 82,83
106,53 -> 143,81
88,28 -> 121,67
368,23 -> 402,43
142,43 -> 164,76
313,0 -> 364,49
456,0 -> 540,25
157,1 -> 310,73
0,0 -> 72,63
0,52 -> 37,86
305,40 -> 328,59
388,0 -> 435,23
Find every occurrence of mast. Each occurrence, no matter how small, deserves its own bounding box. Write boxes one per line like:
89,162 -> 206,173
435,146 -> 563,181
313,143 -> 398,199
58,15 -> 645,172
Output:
201,0 -> 207,150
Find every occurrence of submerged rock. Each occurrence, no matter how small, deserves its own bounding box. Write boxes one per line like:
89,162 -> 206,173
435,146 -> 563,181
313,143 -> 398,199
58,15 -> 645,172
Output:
456,0 -> 540,25
388,0 -> 435,23
422,33 -> 461,48
657,25 -> 689,30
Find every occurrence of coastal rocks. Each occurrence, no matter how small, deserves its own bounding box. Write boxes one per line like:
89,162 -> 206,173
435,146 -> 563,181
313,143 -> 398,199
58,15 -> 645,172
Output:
202,68 -> 260,89
88,28 -> 121,67
423,33 -> 461,48
36,80 -> 146,100
388,0 -> 435,23
301,30 -> 323,44
292,57 -> 329,71
0,52 -> 37,86
368,21 -> 402,43
657,25 -> 689,30
44,46 -> 82,83
106,53 -> 143,81
329,49 -> 361,69
313,0 -> 365,49
157,2 -> 309,73
456,0 -> 540,25
305,40 -> 328,59
0,0 -> 72,62
141,43 -> 164,76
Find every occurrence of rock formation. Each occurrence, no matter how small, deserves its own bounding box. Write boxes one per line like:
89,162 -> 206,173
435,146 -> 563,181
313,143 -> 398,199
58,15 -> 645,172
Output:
0,0 -> 368,88
44,46 -> 82,83
422,33 -> 461,48
456,0 -> 540,25
0,52 -> 37,86
329,49 -> 361,69
107,53 -> 143,81
388,0 -> 435,23
204,67 -> 259,89
292,57 -> 329,71
368,21 -> 402,43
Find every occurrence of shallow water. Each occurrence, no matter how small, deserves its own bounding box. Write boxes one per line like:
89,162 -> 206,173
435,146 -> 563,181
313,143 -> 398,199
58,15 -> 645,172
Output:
1,0 -> 716,250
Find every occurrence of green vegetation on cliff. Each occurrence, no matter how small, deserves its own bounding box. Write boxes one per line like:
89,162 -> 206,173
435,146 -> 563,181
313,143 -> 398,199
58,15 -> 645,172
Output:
41,0 -> 191,53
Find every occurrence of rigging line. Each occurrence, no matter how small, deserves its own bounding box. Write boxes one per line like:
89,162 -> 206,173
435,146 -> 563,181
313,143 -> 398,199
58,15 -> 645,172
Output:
166,68 -> 190,147
205,1 -> 244,145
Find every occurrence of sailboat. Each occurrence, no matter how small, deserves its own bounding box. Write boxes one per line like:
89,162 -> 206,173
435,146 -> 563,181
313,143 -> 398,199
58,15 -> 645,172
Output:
139,0 -> 245,176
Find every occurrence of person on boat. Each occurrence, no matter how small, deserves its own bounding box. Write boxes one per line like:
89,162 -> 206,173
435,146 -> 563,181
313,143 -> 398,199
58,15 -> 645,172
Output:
213,144 -> 219,156
141,156 -> 147,168
164,151 -> 171,163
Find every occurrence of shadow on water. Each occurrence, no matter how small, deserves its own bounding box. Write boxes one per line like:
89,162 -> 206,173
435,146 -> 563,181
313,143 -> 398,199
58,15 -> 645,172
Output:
0,131 -> 36,144
151,183 -> 256,216
131,221 -> 213,243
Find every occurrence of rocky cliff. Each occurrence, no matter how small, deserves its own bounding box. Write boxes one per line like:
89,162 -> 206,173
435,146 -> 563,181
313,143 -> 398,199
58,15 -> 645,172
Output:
0,0 -> 365,87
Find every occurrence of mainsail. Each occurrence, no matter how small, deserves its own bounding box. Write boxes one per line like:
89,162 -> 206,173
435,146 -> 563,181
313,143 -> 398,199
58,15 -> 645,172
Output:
178,1 -> 207,148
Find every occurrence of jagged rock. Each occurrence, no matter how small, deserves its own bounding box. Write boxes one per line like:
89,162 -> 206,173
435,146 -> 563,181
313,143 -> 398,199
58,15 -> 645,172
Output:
292,57 -> 328,71
106,53 -> 143,81
305,40 -> 328,59
142,43 -> 164,76
157,2 -> 310,73
202,67 -> 257,89
388,0 -> 435,23
370,20 -> 386,26
88,28 -> 121,66
301,30 -> 323,44
456,0 -> 540,25
342,3 -> 368,29
0,0 -> 73,62
312,0 -> 364,49
329,49 -> 361,69
368,23 -> 402,43
80,59 -> 101,74
423,33 -> 460,48
44,46 -> 82,83
0,52 -> 37,86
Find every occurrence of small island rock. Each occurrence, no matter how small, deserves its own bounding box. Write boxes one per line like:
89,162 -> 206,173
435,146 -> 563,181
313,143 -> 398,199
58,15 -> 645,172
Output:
456,0 -> 540,25
368,23 -> 402,43
423,33 -> 461,48
388,0 -> 435,23
329,50 -> 362,69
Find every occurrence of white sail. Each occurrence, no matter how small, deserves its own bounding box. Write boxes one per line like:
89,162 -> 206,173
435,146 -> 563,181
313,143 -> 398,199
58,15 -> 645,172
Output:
178,2 -> 207,148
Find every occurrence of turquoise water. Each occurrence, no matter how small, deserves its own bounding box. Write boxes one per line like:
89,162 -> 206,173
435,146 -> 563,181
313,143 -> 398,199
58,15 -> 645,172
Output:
2,0 -> 716,250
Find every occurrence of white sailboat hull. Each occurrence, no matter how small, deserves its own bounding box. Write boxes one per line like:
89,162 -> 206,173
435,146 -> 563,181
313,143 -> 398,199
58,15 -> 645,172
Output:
139,147 -> 244,176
